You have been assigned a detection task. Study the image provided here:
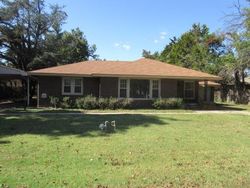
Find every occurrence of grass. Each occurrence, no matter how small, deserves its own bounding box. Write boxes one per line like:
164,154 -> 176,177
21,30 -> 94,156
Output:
0,113 -> 250,187
0,102 -> 249,114
0,107 -> 192,114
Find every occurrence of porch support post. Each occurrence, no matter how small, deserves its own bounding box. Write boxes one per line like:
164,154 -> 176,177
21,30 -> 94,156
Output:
204,80 -> 208,103
27,76 -> 30,107
37,81 -> 40,108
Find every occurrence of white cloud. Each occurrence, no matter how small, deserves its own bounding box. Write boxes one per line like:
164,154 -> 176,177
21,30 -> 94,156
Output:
114,42 -> 131,51
122,44 -> 131,51
160,31 -> 167,36
154,39 -> 159,44
160,35 -> 166,40
114,43 -> 120,47
153,31 -> 168,44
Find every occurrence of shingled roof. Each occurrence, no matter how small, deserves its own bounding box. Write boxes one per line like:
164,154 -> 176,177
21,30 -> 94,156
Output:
0,65 -> 27,77
29,58 -> 221,81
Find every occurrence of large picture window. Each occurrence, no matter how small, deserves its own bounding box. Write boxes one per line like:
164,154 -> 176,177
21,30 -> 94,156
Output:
62,78 -> 83,95
184,81 -> 195,99
118,78 -> 161,99
130,79 -> 150,98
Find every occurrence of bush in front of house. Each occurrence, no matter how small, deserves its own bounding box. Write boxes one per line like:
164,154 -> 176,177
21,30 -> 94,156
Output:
98,98 -> 110,109
49,96 -> 60,108
118,98 -> 133,109
97,97 -> 132,110
61,97 -> 72,109
74,96 -> 133,110
75,95 -> 98,109
75,97 -> 85,109
153,98 -> 183,109
107,97 -> 119,110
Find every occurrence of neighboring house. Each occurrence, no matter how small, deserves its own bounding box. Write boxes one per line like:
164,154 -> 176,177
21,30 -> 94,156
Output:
29,58 -> 221,107
0,65 -> 30,106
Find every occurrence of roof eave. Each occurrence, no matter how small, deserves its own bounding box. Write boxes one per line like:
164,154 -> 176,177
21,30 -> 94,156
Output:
29,72 -> 221,81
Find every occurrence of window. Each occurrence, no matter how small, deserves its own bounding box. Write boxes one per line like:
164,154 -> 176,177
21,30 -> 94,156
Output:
184,81 -> 195,99
118,79 -> 161,99
62,78 -> 83,95
130,79 -> 150,98
74,79 -> 82,94
152,80 -> 159,98
119,79 -> 128,98
63,79 -> 71,93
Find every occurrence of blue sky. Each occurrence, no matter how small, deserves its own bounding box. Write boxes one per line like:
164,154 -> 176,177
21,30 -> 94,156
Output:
47,0 -> 246,60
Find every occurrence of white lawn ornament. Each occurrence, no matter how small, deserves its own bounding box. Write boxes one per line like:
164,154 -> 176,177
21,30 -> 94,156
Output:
99,121 -> 109,131
111,120 -> 116,130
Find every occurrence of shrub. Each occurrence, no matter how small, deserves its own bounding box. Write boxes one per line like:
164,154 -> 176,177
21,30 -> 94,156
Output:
75,97 -> 85,109
119,98 -> 132,109
108,97 -> 119,110
153,98 -> 183,109
49,96 -> 59,108
98,98 -> 109,109
76,95 -> 97,109
61,97 -> 72,109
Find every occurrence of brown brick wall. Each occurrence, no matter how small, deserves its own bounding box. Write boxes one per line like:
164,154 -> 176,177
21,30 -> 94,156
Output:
37,76 -> 203,107
100,77 -> 118,98
177,80 -> 184,98
37,76 -> 100,106
84,77 -> 99,97
37,76 -> 61,106
161,79 -> 178,98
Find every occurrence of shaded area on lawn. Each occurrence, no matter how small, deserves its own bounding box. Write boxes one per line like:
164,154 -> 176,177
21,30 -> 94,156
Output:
188,103 -> 249,111
0,114 -> 179,138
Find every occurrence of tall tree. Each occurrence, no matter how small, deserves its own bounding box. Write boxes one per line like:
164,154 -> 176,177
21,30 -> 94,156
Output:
0,0 -> 97,71
0,0 -> 66,70
143,24 -> 227,75
223,0 -> 250,103
29,28 -> 98,69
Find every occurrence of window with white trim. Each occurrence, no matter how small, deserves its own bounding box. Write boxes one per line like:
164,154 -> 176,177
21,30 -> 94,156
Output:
62,78 -> 83,95
184,81 -> 195,99
152,80 -> 159,98
119,79 -> 128,98
118,78 -> 161,99
130,79 -> 150,98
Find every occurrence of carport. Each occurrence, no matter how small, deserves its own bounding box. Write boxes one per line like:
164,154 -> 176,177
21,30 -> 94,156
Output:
0,65 -> 30,106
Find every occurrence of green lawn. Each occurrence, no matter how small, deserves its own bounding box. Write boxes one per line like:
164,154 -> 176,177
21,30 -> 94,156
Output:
0,102 -> 249,114
0,114 -> 250,187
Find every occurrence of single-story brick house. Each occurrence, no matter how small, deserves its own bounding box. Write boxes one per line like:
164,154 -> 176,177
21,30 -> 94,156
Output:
29,58 -> 221,107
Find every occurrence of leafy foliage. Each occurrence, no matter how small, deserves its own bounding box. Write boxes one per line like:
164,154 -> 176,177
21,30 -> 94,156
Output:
70,96 -> 133,110
143,24 -> 227,75
153,98 -> 183,109
60,97 -> 72,109
98,98 -> 110,110
29,28 -> 97,70
49,96 -> 59,108
75,95 -> 98,110
0,0 -> 97,71
222,0 -> 250,103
